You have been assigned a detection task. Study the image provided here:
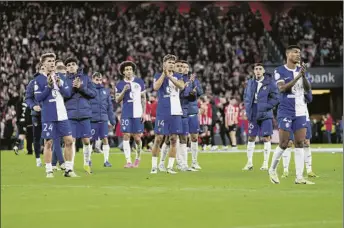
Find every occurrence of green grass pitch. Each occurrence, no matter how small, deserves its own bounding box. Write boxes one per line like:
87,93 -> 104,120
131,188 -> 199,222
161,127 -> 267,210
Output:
1,144 -> 343,228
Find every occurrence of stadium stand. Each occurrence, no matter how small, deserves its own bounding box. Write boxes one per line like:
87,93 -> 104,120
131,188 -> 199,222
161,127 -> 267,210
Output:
0,2 -> 342,148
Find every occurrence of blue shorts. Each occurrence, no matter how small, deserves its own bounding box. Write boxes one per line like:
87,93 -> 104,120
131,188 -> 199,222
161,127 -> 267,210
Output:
278,116 -> 307,133
181,117 -> 189,136
289,121 -> 312,141
91,121 -> 109,140
120,117 -> 144,134
42,120 -> 72,139
248,119 -> 273,137
154,115 -> 182,135
188,114 -> 200,134
70,119 -> 92,139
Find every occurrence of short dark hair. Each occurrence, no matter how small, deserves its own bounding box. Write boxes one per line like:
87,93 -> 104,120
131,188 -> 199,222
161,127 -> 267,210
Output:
286,45 -> 301,51
92,72 -> 103,78
64,57 -> 78,66
40,53 -> 56,63
119,61 -> 137,75
163,54 -> 177,63
253,63 -> 264,68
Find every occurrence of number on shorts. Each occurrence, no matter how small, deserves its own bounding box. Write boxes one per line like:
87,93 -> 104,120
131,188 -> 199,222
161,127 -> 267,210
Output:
43,123 -> 53,132
157,120 -> 164,127
121,119 -> 129,126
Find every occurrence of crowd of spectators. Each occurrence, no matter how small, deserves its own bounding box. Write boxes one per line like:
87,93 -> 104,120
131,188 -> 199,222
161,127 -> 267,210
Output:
270,7 -> 343,66
0,2 -> 266,141
0,2 -> 342,148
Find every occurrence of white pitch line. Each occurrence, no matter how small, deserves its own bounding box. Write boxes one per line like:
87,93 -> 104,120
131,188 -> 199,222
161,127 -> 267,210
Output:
1,184 -> 335,195
227,220 -> 342,228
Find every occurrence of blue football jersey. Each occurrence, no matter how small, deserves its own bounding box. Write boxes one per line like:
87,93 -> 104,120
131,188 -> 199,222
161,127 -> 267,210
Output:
34,73 -> 70,122
154,72 -> 183,117
274,65 -> 310,118
116,77 -> 145,118
180,75 -> 190,118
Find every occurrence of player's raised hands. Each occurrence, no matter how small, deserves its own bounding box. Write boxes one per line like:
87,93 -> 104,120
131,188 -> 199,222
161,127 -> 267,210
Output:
190,73 -> 196,82
163,68 -> 169,77
300,62 -> 307,77
47,74 -> 54,88
123,84 -> 130,92
56,75 -> 61,87
296,63 -> 306,79
73,77 -> 81,88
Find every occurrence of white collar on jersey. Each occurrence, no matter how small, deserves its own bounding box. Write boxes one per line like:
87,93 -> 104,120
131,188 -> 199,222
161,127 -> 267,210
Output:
284,64 -> 298,72
124,77 -> 135,83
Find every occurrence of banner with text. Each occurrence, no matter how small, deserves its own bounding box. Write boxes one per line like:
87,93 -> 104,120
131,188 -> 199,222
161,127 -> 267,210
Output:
265,67 -> 343,88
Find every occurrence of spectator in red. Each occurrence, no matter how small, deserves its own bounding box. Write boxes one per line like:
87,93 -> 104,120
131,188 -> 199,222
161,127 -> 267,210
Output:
143,97 -> 154,150
238,103 -> 248,144
149,94 -> 157,127
323,113 -> 333,143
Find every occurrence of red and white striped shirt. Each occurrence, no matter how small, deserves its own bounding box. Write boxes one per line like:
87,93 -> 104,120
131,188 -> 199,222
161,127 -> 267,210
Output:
199,102 -> 212,125
225,104 -> 239,126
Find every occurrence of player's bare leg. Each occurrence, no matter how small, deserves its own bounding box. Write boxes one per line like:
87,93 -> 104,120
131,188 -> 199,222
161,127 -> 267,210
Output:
269,129 -> 290,184
261,136 -> 271,170
82,137 -> 92,174
243,136 -> 256,171
190,133 -> 201,170
102,137 -> 111,167
151,134 -> 163,173
159,136 -> 170,171
281,140 -> 293,178
71,138 -> 76,167
63,135 -> 77,177
123,133 -> 133,168
294,129 -> 314,184
304,139 -> 317,177
166,134 -> 178,174
44,139 -> 54,177
132,133 -> 142,167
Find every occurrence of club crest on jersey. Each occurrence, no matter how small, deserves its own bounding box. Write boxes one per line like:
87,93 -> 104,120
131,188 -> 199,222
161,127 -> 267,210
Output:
274,71 -> 280,80
166,86 -> 172,94
263,86 -> 267,90
52,90 -> 58,98
249,123 -> 254,129
103,91 -> 106,95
